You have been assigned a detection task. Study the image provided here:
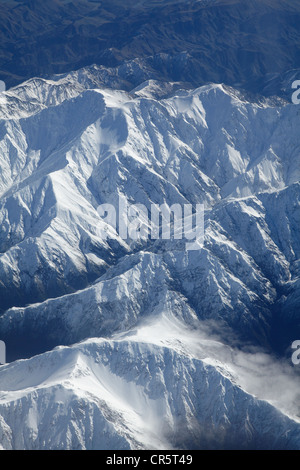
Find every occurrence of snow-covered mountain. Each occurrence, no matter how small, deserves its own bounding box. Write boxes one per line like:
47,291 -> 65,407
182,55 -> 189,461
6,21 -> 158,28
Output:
1,329 -> 300,450
0,68 -> 299,449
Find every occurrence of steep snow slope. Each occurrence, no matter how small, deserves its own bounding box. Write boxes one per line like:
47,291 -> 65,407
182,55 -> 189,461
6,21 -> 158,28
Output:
0,70 -> 299,449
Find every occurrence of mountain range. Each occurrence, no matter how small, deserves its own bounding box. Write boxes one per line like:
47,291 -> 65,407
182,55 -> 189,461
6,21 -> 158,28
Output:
0,0 -> 300,451
1,0 -> 300,99
0,65 -> 299,448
